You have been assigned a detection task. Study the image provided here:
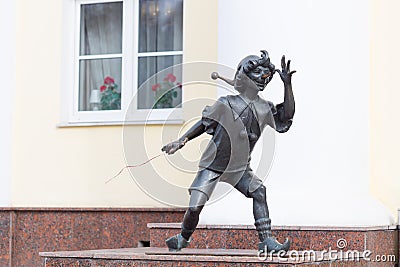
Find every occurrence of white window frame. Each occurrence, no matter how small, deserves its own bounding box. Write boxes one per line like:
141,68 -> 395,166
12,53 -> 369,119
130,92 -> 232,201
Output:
60,0 -> 184,126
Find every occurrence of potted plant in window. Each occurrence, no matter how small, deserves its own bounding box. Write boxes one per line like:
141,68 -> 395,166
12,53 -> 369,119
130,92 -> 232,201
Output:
100,76 -> 121,110
152,73 -> 181,109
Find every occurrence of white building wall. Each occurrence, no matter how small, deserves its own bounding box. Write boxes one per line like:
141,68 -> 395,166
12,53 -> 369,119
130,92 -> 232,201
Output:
200,0 -> 393,226
370,0 -> 400,221
10,0 -> 218,207
0,0 -> 16,206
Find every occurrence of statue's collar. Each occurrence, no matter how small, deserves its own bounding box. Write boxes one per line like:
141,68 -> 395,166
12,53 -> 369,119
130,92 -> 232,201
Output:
227,95 -> 260,121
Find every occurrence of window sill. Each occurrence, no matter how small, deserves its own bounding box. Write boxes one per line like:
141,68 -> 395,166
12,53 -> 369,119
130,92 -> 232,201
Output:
57,119 -> 185,128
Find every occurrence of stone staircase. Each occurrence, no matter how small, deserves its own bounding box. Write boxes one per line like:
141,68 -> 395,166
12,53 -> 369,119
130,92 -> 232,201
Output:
40,223 -> 399,266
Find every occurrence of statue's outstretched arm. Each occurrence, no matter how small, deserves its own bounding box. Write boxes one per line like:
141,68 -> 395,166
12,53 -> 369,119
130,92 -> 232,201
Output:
181,120 -> 206,142
162,120 -> 205,155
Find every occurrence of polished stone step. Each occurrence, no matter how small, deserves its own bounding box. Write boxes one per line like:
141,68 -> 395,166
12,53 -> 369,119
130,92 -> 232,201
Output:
40,247 -> 381,266
148,223 -> 398,258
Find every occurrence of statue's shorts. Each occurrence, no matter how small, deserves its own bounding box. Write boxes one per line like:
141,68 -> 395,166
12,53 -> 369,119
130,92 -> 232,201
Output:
189,167 -> 264,200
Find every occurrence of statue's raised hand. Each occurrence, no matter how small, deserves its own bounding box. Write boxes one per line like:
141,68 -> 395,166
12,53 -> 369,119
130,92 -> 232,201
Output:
276,55 -> 296,84
161,138 -> 188,155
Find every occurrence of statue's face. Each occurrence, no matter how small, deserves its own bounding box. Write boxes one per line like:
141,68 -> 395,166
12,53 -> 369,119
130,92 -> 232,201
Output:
247,66 -> 273,91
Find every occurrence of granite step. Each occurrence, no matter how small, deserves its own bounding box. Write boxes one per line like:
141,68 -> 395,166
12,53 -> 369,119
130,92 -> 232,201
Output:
40,224 -> 399,266
40,247 -> 378,266
148,223 -> 398,259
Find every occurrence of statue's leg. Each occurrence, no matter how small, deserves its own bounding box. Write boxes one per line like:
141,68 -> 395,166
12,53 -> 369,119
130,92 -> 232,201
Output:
249,186 -> 273,241
166,169 -> 219,251
233,170 -> 290,252
250,185 -> 269,221
234,172 -> 271,239
181,189 -> 208,240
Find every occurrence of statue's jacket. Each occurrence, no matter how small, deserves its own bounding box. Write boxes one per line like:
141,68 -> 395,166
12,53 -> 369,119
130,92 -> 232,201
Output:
198,73 -> 292,175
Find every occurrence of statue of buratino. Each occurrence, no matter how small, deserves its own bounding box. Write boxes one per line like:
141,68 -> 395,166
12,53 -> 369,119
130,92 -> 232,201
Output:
162,50 -> 295,253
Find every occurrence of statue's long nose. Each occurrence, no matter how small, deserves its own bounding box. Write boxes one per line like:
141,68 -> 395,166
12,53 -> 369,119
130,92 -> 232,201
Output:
261,73 -> 270,79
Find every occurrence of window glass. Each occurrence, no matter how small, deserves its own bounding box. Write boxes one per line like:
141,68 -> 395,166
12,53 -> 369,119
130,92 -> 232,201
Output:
80,2 -> 123,55
137,0 -> 183,110
78,2 -> 123,111
79,58 -> 122,111
139,0 -> 183,53
137,55 -> 182,109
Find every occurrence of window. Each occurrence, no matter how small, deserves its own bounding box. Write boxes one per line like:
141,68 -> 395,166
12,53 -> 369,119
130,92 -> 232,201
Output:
64,0 -> 184,125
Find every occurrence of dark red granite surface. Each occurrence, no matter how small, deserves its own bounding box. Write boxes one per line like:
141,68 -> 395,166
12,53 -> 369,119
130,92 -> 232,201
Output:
366,230 -> 398,262
41,247 -> 392,267
0,208 -> 185,267
2,208 -> 398,267
0,211 -> 12,267
43,258 -> 303,267
149,223 -> 398,255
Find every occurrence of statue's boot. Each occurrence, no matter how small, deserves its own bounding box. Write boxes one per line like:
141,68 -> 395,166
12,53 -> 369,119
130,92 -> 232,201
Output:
258,237 -> 291,253
255,217 -> 291,253
165,234 -> 191,251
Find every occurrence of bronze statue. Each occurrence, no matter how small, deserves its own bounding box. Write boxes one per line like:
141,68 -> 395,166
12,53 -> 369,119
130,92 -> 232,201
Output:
162,50 -> 295,252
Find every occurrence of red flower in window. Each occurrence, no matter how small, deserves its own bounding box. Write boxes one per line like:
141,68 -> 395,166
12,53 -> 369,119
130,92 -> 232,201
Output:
104,76 -> 115,85
152,75 -> 181,108
152,83 -> 161,91
164,73 -> 176,83
99,75 -> 120,110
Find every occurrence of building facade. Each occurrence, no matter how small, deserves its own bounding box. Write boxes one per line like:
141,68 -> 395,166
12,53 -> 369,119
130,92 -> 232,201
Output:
1,0 -> 400,265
